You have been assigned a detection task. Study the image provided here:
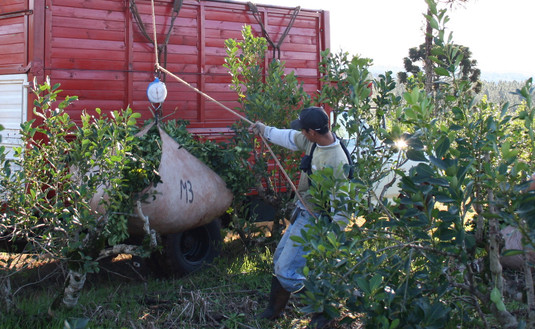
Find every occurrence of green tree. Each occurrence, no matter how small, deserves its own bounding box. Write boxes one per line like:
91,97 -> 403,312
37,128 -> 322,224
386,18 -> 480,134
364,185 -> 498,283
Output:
297,1 -> 535,328
224,25 -> 311,238
398,0 -> 481,100
0,78 -> 154,312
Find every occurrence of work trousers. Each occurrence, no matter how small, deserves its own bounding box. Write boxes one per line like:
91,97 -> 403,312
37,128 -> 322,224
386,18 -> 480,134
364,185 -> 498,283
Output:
273,206 -> 313,293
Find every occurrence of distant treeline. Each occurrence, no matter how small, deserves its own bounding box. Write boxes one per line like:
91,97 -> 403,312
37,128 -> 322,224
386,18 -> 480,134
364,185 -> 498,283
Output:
386,78 -> 529,105
480,80 -> 528,105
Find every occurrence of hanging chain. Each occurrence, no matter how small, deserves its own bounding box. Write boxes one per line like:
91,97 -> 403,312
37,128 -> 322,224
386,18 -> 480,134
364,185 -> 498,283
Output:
247,2 -> 301,60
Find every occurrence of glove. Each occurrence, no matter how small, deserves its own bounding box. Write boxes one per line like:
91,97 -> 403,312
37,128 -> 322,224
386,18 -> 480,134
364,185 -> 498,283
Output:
251,121 -> 266,136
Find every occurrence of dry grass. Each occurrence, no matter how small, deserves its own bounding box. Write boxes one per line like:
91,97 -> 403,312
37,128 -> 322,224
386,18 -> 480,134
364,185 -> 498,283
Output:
0,233 -> 365,329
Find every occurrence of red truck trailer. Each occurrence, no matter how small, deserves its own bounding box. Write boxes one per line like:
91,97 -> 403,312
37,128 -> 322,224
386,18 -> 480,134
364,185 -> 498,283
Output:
1,0 -> 329,146
0,0 -> 330,273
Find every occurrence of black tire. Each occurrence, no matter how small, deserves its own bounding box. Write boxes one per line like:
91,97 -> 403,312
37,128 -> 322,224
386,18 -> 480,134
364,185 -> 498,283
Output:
164,218 -> 222,275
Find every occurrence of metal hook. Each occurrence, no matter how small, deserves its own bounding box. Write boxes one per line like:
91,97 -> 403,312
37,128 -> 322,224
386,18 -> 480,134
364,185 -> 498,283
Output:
150,102 -> 162,123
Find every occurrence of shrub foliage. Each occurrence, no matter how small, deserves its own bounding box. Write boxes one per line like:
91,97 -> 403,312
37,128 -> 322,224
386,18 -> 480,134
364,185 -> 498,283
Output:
2,1 -> 535,328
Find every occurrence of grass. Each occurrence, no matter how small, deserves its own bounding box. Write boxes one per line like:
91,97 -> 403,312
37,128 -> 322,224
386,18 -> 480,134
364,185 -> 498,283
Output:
0,231 -> 340,329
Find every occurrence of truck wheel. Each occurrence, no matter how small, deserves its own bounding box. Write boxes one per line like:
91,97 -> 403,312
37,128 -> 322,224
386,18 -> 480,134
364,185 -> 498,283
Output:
165,218 -> 222,275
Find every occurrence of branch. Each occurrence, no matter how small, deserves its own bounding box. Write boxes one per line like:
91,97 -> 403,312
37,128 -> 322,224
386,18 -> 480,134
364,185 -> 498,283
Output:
96,244 -> 143,261
136,201 -> 157,248
342,241 -> 456,280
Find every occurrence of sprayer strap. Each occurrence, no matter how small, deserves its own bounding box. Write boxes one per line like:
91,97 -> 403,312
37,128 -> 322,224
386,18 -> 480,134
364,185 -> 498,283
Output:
130,0 -> 183,81
247,2 -> 300,60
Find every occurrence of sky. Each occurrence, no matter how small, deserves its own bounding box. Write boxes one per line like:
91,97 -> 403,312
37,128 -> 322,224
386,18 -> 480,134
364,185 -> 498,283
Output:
240,0 -> 535,81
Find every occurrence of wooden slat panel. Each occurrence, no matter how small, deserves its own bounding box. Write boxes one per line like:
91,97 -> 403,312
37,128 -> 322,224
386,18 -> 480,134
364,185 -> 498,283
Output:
133,51 -> 198,64
0,1 -> 26,14
35,0 -> 327,133
0,43 -> 24,54
50,70 -> 126,83
51,16 -> 124,31
50,58 -> 125,71
0,15 -> 24,68
51,37 -> 126,51
53,6 -> 125,22
203,9 -> 257,24
203,19 -> 252,32
52,0 -> 124,11
0,32 -> 25,45
51,48 -> 125,61
51,39 -> 126,55
53,26 -> 125,41
1,0 -> 26,4
204,28 -> 246,40
63,99 -> 126,110
0,21 -> 24,35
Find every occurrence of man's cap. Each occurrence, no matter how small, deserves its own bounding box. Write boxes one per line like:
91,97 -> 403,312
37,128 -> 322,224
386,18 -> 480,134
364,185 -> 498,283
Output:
290,106 -> 329,131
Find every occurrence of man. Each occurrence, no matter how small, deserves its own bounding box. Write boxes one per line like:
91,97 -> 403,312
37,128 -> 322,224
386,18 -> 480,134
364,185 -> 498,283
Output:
252,106 -> 351,328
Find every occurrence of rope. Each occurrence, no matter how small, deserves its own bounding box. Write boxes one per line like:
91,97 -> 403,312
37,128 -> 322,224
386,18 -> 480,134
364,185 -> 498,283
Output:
148,1 -> 316,219
150,0 -> 159,69
157,67 -> 309,214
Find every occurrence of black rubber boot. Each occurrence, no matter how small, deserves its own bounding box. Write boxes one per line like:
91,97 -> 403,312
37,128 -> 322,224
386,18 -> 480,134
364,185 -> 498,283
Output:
259,276 -> 291,320
306,312 -> 332,329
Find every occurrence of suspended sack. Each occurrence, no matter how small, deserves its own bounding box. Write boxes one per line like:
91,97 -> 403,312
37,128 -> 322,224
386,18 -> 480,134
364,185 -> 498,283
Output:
89,122 -> 233,236
126,124 -> 233,235
500,225 -> 535,270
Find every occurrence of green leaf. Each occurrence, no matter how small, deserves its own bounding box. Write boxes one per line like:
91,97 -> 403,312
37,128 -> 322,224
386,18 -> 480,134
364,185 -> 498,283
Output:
431,47 -> 445,56
429,16 -> 439,30
490,287 -> 507,311
411,88 -> 420,104
426,0 -> 438,15
390,318 -> 400,329
369,274 -> 383,293
434,193 -> 455,203
406,149 -> 428,162
434,67 -> 450,77
490,287 -> 501,303
290,235 -> 305,244
429,155 -> 447,170
502,249 -> 524,257
428,55 -> 441,64
335,258 -> 347,268
356,277 -> 370,294
434,136 -> 450,158
326,231 -> 337,247
501,141 -> 519,159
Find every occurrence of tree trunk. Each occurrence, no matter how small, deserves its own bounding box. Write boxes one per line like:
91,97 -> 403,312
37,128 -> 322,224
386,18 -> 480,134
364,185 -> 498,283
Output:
524,253 -> 535,327
424,9 -> 434,96
0,277 -> 13,313
488,191 -> 503,292
62,270 -> 87,308
488,188 -> 519,328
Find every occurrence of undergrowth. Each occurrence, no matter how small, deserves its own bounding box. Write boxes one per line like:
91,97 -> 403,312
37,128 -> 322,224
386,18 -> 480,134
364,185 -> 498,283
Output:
0,234 -> 340,329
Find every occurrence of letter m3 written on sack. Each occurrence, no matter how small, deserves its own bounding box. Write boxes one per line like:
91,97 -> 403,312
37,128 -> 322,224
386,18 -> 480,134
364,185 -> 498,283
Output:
180,179 -> 194,203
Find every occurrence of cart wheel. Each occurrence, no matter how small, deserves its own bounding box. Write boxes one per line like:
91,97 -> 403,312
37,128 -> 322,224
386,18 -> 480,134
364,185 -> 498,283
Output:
165,218 -> 222,275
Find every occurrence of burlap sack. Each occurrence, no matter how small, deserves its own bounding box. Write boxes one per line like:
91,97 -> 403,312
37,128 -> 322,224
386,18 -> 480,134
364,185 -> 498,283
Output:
500,225 -> 535,270
127,125 -> 233,235
89,122 -> 233,235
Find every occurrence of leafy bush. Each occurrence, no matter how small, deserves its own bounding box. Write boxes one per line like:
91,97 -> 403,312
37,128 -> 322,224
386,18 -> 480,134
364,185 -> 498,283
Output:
0,78 -> 149,311
224,25 -> 311,239
293,1 -> 535,328
0,79 -> 252,313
